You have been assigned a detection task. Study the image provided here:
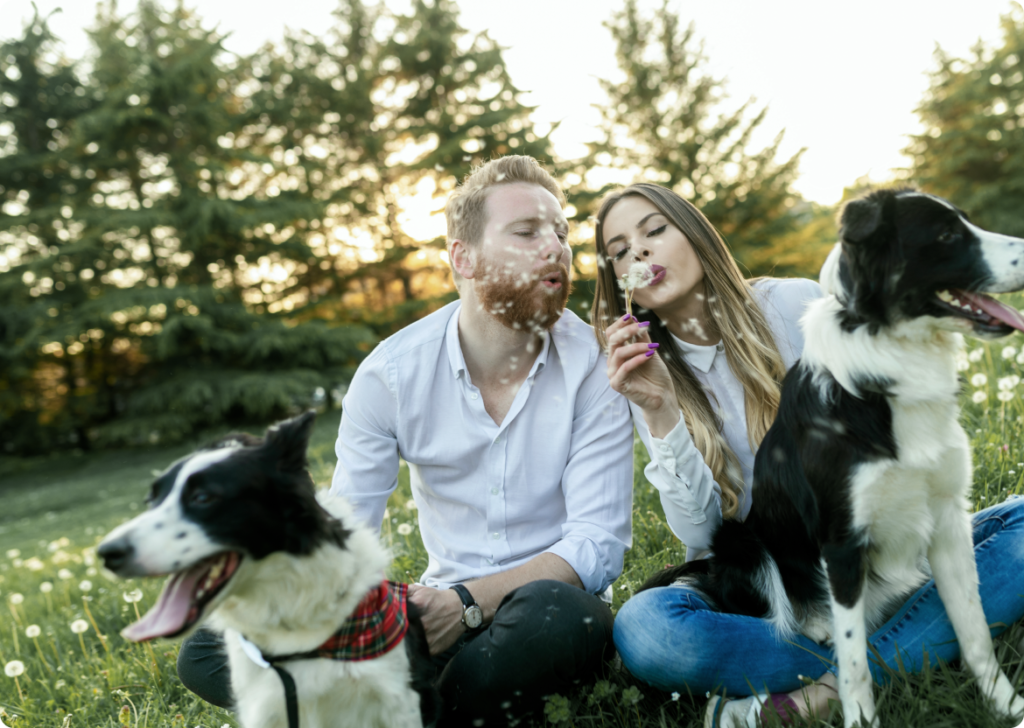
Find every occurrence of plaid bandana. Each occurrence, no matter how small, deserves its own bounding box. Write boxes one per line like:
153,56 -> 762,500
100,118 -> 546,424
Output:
305,580 -> 409,662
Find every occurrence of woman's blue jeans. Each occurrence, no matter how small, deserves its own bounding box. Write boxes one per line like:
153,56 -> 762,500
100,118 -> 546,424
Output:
614,496 -> 1024,696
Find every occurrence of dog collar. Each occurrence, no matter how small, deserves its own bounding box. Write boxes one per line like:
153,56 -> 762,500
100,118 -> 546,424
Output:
239,581 -> 410,728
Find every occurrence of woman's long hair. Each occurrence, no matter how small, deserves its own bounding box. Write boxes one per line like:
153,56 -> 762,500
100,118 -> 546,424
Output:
591,184 -> 787,519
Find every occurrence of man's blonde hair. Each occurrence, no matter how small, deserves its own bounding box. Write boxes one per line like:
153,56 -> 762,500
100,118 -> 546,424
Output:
445,156 -> 566,250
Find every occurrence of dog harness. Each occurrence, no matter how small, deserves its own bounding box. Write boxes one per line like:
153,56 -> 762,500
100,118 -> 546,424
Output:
238,581 -> 410,728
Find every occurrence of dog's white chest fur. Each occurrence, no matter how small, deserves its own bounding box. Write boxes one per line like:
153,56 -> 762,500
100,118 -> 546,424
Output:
223,629 -> 422,728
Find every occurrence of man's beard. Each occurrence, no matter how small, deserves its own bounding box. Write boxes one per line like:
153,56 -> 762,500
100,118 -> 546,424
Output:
475,261 -> 572,332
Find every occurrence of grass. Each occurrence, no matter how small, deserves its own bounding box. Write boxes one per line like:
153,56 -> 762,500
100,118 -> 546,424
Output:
5,336 -> 1024,727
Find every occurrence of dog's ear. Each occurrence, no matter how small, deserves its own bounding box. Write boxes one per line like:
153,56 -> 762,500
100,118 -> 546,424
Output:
264,410 -> 317,472
839,195 -> 886,244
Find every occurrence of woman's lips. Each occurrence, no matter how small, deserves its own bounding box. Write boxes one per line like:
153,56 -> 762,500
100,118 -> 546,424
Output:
648,265 -> 666,285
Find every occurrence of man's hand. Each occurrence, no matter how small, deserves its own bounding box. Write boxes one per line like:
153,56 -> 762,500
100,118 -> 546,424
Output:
407,584 -> 468,655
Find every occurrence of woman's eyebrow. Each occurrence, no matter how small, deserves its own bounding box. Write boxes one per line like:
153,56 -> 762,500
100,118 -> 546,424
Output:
605,212 -> 662,246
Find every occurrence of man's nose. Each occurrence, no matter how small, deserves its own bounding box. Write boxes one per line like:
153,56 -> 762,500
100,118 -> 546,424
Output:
541,230 -> 565,262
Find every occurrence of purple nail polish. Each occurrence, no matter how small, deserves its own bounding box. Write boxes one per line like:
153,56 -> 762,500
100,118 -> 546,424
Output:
638,321 -> 651,328
645,350 -> 655,357
648,343 -> 659,349
622,314 -> 631,321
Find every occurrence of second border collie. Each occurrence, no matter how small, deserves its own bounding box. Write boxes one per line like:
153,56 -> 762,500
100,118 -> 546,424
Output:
98,412 -> 439,728
644,189 -> 1024,727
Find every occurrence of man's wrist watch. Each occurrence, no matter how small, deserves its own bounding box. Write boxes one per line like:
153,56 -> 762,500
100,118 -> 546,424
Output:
450,584 -> 484,630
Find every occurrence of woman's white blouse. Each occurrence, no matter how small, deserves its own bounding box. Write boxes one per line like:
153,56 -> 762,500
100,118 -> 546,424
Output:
630,277 -> 822,557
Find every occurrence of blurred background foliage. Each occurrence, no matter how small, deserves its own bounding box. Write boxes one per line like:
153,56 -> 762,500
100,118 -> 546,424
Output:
0,0 -> 1016,455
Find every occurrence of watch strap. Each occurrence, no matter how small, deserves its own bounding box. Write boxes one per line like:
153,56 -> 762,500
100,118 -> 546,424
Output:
450,583 -> 478,610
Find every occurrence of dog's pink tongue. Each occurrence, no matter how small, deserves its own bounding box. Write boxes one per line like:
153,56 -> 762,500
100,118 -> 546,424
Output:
121,566 -> 205,642
956,290 -> 1024,332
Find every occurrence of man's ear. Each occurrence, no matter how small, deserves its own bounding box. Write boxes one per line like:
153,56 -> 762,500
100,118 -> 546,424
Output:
449,239 -> 476,280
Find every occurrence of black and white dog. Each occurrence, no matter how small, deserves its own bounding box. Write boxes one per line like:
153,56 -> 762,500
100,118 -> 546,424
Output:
98,412 -> 439,728
643,189 -> 1024,727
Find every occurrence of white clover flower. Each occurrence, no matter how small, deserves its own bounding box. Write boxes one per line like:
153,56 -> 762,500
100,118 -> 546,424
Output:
998,391 -> 1014,402
70,619 -> 89,634
39,582 -> 53,593
971,373 -> 988,387
123,589 -> 143,603
5,549 -> 19,559
78,580 -> 92,592
969,348 -> 985,362
4,660 -> 24,677
1004,346 -> 1017,360
973,390 -> 988,404
24,557 -> 44,571
396,523 -> 414,536
9,593 -> 23,605
57,568 -> 73,580
25,625 -> 40,638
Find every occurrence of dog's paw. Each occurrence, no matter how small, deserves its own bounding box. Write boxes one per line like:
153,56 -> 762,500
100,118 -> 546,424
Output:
801,616 -> 833,645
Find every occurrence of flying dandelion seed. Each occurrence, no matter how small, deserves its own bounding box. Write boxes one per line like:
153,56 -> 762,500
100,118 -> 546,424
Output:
123,589 -> 143,603
24,625 -> 40,638
4,661 -> 24,677
971,373 -> 988,387
396,523 -> 414,536
70,619 -> 89,634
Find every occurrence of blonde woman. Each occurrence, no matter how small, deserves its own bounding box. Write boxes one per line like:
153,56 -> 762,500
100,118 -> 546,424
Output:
593,184 -> 1024,727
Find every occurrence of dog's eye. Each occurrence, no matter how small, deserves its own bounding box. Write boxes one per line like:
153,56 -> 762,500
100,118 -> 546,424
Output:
190,490 -> 215,506
937,231 -> 959,244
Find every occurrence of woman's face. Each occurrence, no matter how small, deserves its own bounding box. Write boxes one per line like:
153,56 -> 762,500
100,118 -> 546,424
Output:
601,195 -> 706,318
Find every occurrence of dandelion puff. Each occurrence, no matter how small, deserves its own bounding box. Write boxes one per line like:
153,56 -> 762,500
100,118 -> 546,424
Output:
123,589 -> 143,603
4,660 -> 24,677
24,557 -> 44,571
25,625 -> 40,638
998,391 -> 1014,402
9,593 -> 23,605
617,261 -> 654,316
671,692 -> 680,701
973,390 -> 988,404
956,359 -> 970,372
396,523 -> 414,536
57,568 -> 73,580
405,499 -> 418,511
40,581 -> 53,593
71,619 -> 89,634
79,580 -> 92,591
971,373 -> 988,387
969,348 -> 985,362
5,549 -> 19,559
1004,346 -> 1017,360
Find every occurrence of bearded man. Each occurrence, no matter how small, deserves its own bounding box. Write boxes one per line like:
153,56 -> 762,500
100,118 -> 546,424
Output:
331,155 -> 634,727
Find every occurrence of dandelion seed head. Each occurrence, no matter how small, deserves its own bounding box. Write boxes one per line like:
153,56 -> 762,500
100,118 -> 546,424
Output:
39,581 -> 53,593
405,499 -> 417,511
57,569 -> 73,580
24,557 -> 44,571
998,390 -> 1014,402
9,593 -> 23,605
4,660 -> 25,677
123,589 -> 143,603
971,373 -> 988,387
973,390 -> 988,404
969,348 -> 985,362
671,692 -> 680,701
25,625 -> 40,638
70,619 -> 89,634
1004,346 -> 1017,360
5,549 -> 19,559
396,523 -> 414,536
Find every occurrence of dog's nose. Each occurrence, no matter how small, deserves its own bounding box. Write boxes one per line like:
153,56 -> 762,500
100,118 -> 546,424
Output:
97,537 -> 135,573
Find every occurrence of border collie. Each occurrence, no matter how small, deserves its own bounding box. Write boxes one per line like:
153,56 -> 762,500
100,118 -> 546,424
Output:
98,412 -> 438,728
642,189 -> 1024,727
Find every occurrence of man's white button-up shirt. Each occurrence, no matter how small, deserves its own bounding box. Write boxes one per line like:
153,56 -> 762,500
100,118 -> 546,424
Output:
331,301 -> 634,595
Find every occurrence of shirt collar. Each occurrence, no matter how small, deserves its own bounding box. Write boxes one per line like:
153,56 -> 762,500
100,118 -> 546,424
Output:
669,332 -> 721,374
445,302 -> 552,380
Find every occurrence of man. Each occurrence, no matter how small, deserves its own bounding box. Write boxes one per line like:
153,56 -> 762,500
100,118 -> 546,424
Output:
332,155 -> 634,726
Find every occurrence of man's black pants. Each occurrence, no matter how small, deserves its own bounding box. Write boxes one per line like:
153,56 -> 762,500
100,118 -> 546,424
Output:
177,579 -> 614,727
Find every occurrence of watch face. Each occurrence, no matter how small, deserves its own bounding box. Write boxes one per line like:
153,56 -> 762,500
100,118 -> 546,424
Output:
464,605 -> 483,629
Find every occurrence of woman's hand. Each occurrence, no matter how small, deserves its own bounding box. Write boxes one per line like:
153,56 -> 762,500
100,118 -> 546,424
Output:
605,315 -> 681,438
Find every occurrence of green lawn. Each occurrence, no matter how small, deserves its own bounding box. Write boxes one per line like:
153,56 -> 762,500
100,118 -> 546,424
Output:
4,337 -> 1024,727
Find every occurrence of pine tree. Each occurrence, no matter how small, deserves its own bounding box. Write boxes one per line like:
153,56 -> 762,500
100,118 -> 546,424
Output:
907,8 -> 1024,235
568,0 -> 804,273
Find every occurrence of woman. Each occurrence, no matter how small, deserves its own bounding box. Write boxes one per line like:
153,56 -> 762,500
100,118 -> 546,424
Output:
593,183 -> 1024,727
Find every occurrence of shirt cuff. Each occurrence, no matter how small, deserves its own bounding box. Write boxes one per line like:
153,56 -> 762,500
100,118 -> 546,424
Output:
650,411 -> 707,524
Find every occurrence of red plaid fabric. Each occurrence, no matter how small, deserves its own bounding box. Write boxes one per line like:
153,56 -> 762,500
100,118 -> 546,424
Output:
310,581 -> 409,662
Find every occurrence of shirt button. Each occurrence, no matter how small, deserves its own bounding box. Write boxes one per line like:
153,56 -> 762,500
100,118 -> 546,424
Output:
492,532 -> 500,540
470,392 -> 479,400
494,436 -> 501,443
716,343 -> 724,353
491,487 -> 499,495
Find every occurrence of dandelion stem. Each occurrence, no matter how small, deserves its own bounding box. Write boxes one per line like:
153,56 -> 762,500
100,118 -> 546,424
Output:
8,603 -> 22,626
14,675 -> 24,702
77,633 -> 89,658
32,637 -> 54,674
82,597 -> 110,655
